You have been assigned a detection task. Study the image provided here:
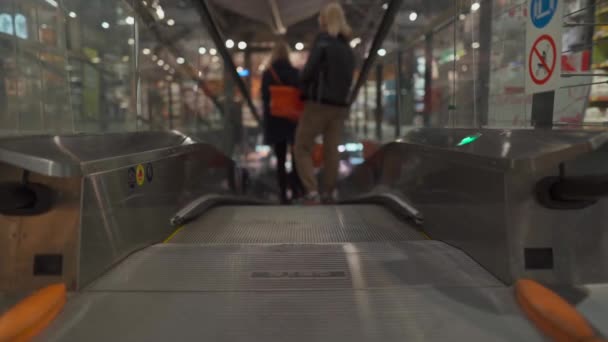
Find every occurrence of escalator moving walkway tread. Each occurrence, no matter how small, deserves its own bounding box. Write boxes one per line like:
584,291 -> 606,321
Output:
38,204 -> 548,341
89,241 -> 502,292
171,205 -> 424,244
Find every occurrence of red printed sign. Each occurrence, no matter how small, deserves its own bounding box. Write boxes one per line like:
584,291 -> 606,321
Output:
528,34 -> 557,86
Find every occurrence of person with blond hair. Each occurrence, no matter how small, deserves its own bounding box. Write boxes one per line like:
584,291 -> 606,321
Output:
295,2 -> 355,204
261,41 -> 306,203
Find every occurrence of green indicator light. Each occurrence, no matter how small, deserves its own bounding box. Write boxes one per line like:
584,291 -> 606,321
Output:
457,133 -> 481,147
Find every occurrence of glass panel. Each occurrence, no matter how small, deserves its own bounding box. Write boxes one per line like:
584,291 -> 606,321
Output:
488,0 -> 530,127
0,0 -> 19,135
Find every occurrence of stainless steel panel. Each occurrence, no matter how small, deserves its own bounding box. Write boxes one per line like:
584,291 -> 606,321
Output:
507,152 -> 608,285
0,131 -> 197,177
342,143 -> 513,283
78,144 -> 237,288
402,128 -> 608,169
341,128 -> 608,285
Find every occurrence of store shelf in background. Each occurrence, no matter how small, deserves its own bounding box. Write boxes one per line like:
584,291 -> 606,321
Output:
597,6 -> 608,16
592,63 -> 608,70
590,96 -> 608,103
594,34 -> 608,42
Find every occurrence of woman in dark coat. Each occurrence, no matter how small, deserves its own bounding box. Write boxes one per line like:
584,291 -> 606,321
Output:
261,41 -> 305,203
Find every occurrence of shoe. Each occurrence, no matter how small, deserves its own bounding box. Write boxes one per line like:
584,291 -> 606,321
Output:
321,193 -> 336,205
299,192 -> 321,205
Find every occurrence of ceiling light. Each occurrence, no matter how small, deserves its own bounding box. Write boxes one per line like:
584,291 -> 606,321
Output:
142,48 -> 151,55
409,12 -> 418,21
295,42 -> 304,51
198,47 -> 207,55
101,22 -> 110,29
163,64 -> 170,71
176,57 -> 185,64
155,6 -> 165,20
128,38 -> 135,46
382,3 -> 388,10
210,48 -> 217,55
68,11 -> 77,19
151,55 -> 158,61
377,48 -> 387,57
125,16 -> 135,25
167,19 -> 175,26
459,13 -> 467,20
350,37 -> 361,48
157,59 -> 164,66
472,42 -> 480,49
238,41 -> 247,50
225,39 -> 235,49
45,0 -> 58,7
471,2 -> 480,12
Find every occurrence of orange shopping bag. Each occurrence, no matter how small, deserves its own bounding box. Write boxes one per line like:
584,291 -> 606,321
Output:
269,68 -> 304,121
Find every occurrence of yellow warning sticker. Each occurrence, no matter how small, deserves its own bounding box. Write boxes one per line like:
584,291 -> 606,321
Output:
136,164 -> 145,186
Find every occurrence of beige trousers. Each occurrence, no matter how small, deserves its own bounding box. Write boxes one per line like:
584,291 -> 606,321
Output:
294,102 -> 347,194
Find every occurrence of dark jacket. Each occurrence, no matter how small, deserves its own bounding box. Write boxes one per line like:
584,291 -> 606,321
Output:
262,59 -> 300,145
300,32 -> 355,107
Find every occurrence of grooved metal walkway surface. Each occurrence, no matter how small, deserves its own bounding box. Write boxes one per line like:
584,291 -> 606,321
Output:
89,242 -> 502,292
170,205 -> 424,243
38,205 -> 546,342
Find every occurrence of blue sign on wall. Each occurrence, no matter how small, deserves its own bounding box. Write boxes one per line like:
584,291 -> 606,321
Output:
530,0 -> 558,29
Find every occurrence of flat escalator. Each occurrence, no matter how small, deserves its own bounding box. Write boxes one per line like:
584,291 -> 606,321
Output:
38,204 -> 543,341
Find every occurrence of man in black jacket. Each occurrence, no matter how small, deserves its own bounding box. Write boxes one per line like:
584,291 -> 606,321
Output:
295,2 -> 355,204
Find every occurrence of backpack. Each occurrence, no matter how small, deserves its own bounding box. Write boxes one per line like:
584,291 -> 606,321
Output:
268,67 -> 304,122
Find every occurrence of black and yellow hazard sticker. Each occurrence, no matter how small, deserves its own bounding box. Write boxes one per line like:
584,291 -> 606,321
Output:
136,164 -> 145,187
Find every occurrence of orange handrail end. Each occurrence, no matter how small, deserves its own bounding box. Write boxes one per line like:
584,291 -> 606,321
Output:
0,283 -> 66,342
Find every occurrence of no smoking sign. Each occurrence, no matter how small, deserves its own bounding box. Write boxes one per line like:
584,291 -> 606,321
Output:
525,0 -> 562,94
528,34 -> 557,86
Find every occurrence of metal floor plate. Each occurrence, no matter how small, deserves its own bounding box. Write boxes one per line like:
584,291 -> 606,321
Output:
171,205 -> 424,243
89,242 -> 502,291
38,287 -> 543,342
37,205 -> 553,341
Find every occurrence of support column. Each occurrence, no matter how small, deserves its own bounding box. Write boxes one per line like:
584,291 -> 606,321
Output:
364,76 -> 369,137
395,50 -> 403,138
477,0 -> 493,127
423,34 -> 433,127
375,63 -> 384,141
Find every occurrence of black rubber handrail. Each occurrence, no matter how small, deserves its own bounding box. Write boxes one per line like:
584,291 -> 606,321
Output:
551,175 -> 608,202
349,0 -> 404,104
132,1 -> 225,115
190,0 -> 261,124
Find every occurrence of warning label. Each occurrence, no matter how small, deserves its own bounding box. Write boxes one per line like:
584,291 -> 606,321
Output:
136,164 -> 145,187
525,0 -> 562,94
528,34 -> 557,86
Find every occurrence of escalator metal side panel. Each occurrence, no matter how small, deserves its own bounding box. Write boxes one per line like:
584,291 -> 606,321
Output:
78,144 -> 237,288
170,205 -> 424,244
340,129 -> 608,286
